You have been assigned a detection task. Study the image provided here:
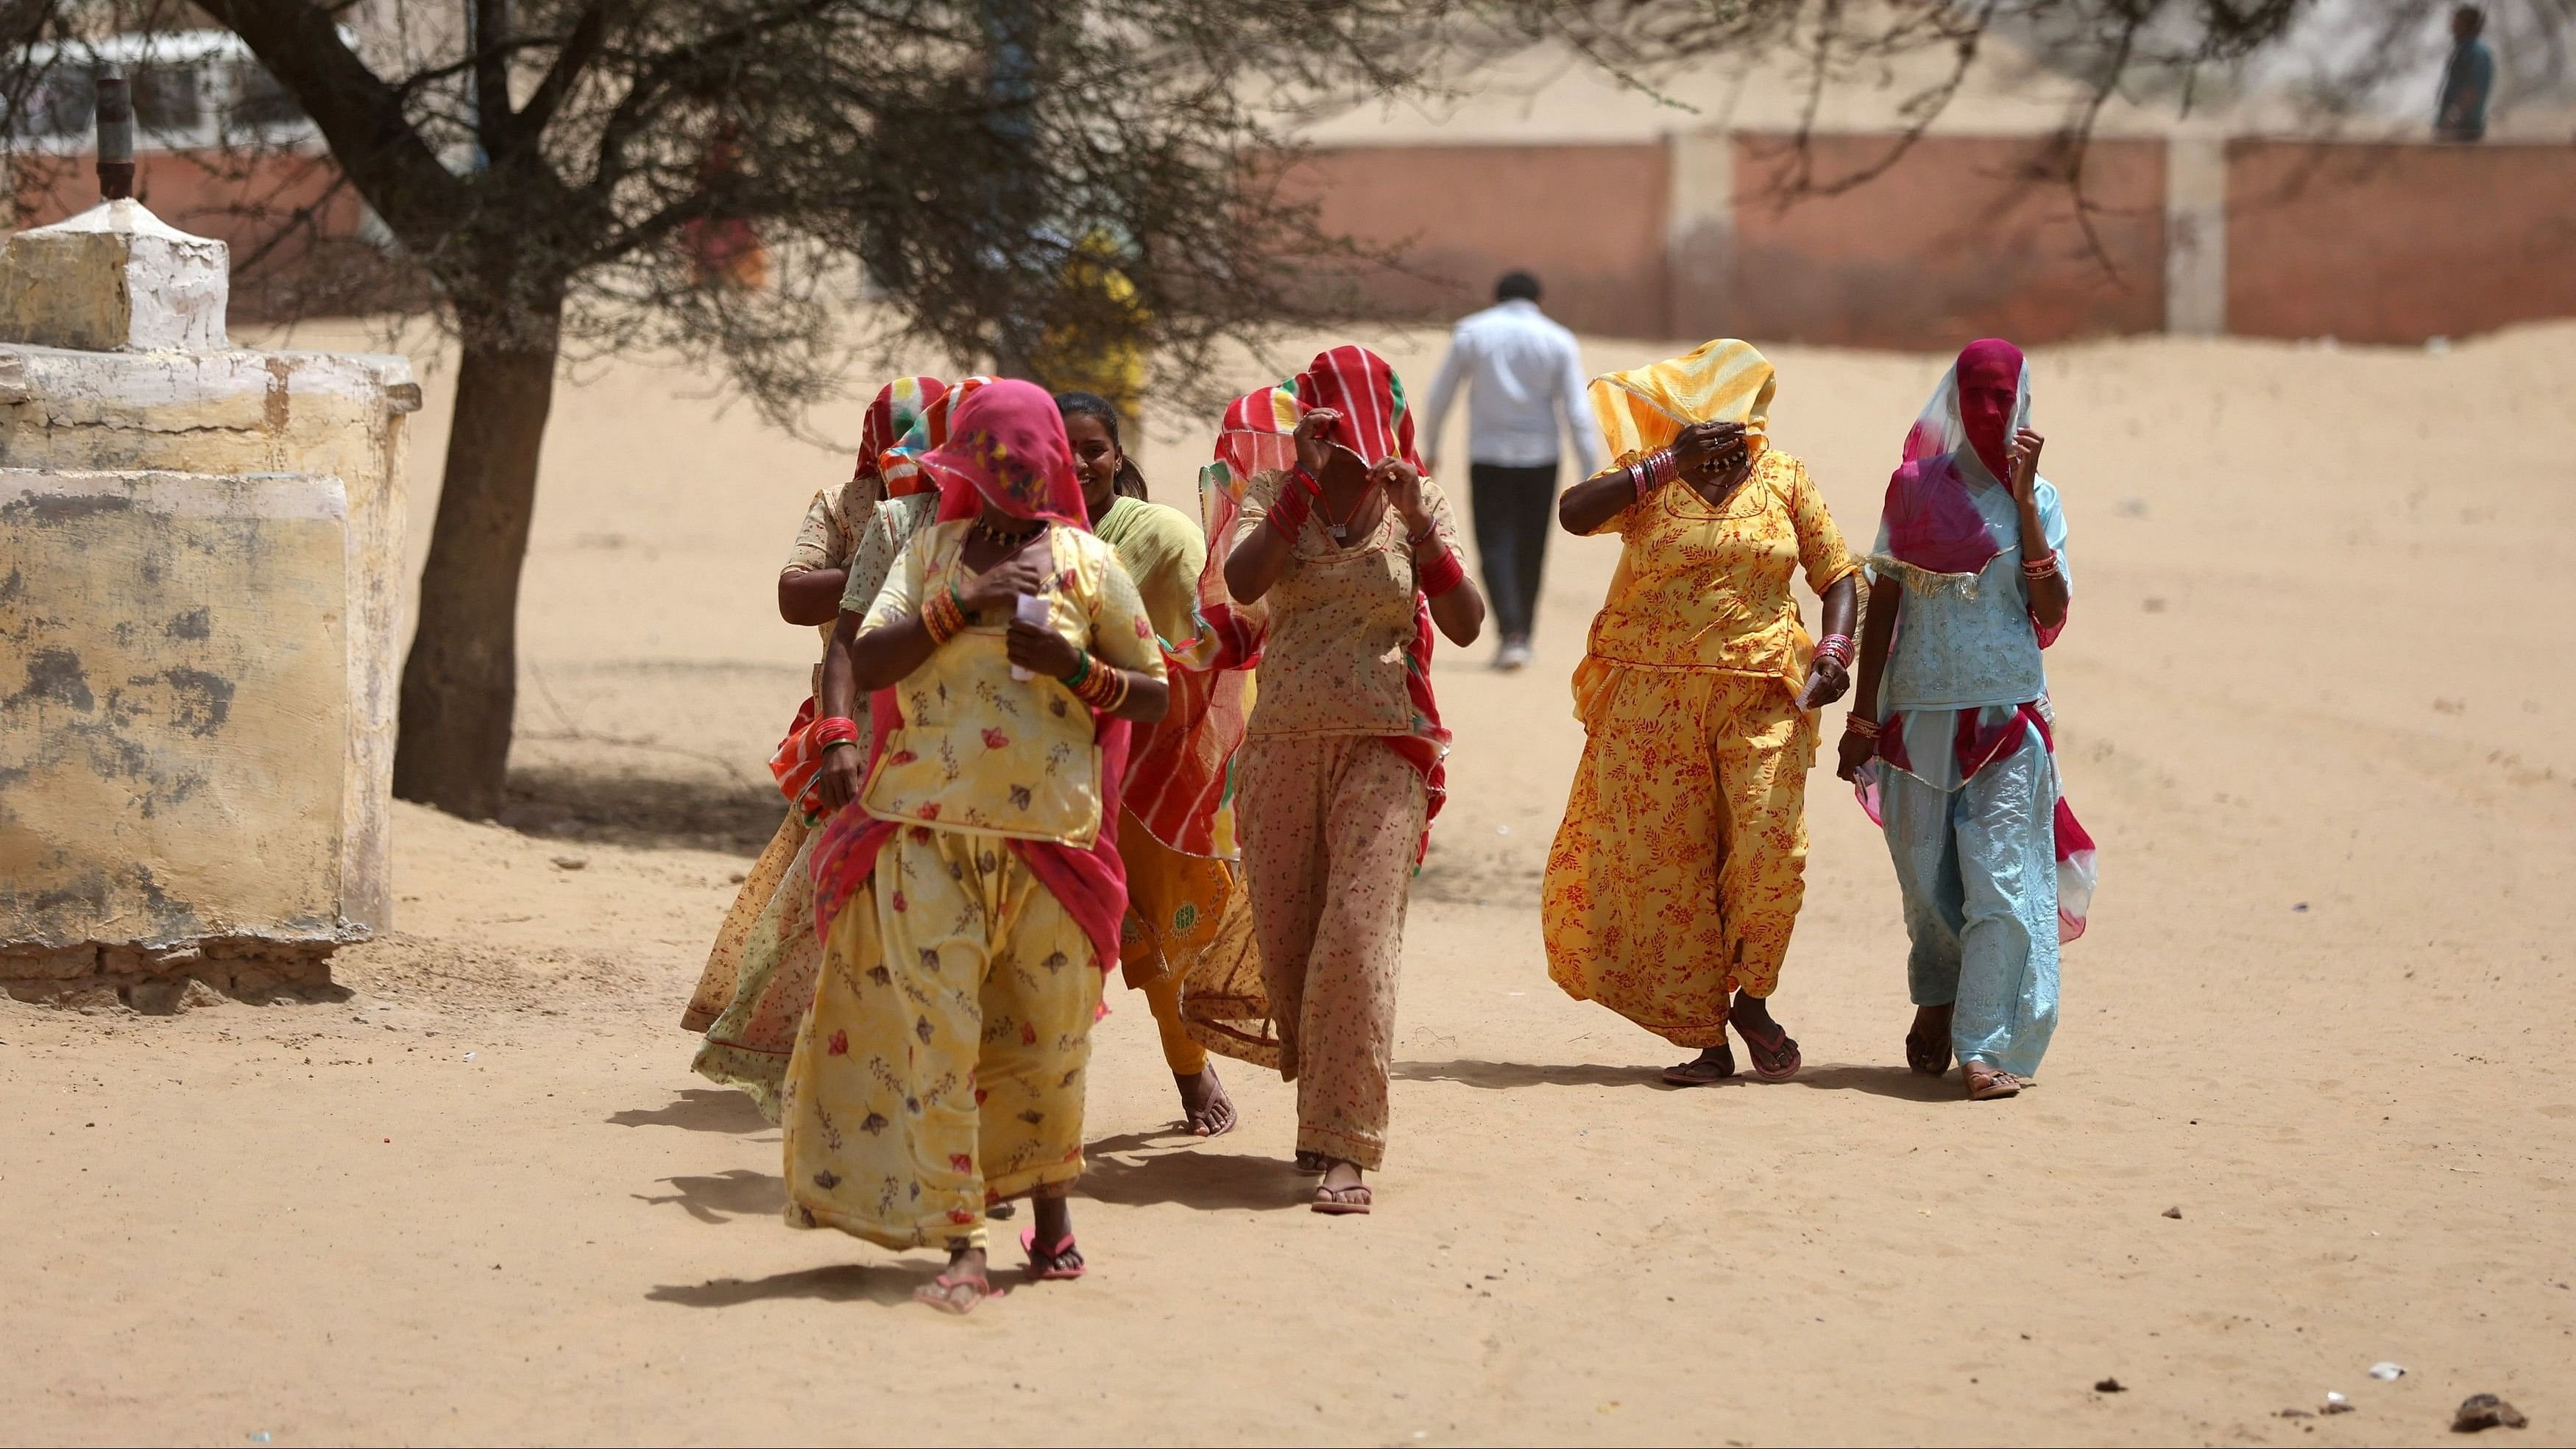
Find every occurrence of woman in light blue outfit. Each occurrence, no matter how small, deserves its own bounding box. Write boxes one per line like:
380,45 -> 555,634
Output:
1837,338 -> 2095,1101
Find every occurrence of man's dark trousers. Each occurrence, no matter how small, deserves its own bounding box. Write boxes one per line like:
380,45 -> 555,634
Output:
1468,460 -> 1560,643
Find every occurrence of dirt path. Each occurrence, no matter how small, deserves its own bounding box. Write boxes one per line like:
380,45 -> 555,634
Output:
4,324 -> 2570,1446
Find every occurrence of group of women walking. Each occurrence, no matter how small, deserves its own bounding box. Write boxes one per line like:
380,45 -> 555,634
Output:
677,334 -> 2093,1314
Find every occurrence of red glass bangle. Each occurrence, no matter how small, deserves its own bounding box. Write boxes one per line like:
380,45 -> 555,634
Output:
1418,545 -> 1467,598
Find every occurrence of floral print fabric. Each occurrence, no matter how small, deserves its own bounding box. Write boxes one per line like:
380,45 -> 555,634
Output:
1543,673 -> 1816,1044
1577,450 -> 1861,693
677,491 -> 941,1113
1236,734 -> 1427,1172
682,812 -> 806,1035
1540,447 -> 1860,1044
780,827 -> 1103,1250
1227,470 -> 1460,745
857,520 -> 1164,849
687,825 -> 825,1120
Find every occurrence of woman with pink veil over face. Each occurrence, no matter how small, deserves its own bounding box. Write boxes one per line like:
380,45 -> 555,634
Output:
789,379 -> 1171,1312
1836,339 -> 2096,1102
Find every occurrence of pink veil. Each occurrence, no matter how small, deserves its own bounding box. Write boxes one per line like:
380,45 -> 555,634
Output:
1875,341 -> 2034,589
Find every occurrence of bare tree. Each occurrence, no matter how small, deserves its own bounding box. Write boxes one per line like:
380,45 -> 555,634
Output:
2,0 -> 2336,818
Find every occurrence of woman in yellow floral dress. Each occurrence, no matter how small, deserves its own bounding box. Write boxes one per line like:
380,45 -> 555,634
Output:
1541,341 -> 1863,1085
793,379 -> 1168,1313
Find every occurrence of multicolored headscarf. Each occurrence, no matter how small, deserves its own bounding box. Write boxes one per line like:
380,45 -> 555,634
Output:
854,375 -> 946,493
1191,344 -> 1448,862
1588,339 -> 1775,465
880,375 -> 991,499
1877,338 -> 2034,587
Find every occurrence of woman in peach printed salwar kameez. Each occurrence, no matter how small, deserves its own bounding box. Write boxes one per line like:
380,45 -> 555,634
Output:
1219,344 -> 1485,1215
788,379 -> 1167,1314
1541,341 -> 1863,1086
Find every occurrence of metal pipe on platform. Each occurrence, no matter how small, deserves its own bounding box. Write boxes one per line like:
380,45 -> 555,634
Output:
96,74 -> 135,201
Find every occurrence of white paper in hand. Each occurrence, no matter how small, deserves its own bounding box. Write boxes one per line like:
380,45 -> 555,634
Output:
1010,592 -> 1049,681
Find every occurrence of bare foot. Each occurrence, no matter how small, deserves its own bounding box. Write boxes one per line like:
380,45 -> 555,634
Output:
1176,1064 -> 1237,1137
1660,1045 -> 1735,1086
1311,1157 -> 1371,1214
1906,1004 -> 1955,1076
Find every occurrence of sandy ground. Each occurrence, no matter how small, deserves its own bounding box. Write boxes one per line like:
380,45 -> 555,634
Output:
6,319 -> 2575,1447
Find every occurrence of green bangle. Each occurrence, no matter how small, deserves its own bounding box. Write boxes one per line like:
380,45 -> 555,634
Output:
1062,650 -> 1092,688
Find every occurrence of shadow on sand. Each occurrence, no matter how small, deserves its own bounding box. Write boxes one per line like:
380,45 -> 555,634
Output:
1393,1058 -> 1671,1091
1394,1057 -> 1955,1101
1784,1063 -> 1958,1102
648,1263 -> 935,1309
608,1088 -> 776,1136
1074,1127 -> 1311,1214
498,765 -> 783,856
633,1168 -> 787,1225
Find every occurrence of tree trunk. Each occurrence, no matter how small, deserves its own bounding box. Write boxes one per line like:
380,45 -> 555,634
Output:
392,299 -> 564,818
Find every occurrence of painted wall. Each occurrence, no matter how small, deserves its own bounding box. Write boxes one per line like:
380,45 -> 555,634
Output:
1719,135 -> 2167,347
10,152 -> 383,319
1291,141 -> 1672,339
2224,141 -> 2576,342
1292,132 -> 2571,347
0,470 -> 349,947
0,343 -> 416,941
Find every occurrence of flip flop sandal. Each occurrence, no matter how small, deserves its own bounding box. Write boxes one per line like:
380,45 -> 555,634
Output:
1021,1227 -> 1086,1281
913,1272 -> 996,1314
1311,1182 -> 1373,1216
1181,1069 -> 1237,1138
1660,1044 -> 1738,1086
1734,1020 -> 1803,1082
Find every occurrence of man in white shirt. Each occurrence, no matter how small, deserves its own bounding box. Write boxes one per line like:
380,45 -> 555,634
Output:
1422,272 -> 1601,670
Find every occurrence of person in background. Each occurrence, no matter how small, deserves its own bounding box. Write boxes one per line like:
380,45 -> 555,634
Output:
2437,5 -> 2494,142
1422,271 -> 1600,671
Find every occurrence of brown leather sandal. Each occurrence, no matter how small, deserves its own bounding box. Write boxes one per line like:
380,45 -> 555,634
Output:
1660,1044 -> 1737,1086
1963,1062 -> 2022,1100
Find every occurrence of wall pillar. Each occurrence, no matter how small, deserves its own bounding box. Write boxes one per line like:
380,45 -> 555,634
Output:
2165,132 -> 2229,336
1665,127 -> 1735,341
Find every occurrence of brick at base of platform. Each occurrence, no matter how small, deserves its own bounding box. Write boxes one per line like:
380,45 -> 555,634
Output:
1,938 -> 343,1012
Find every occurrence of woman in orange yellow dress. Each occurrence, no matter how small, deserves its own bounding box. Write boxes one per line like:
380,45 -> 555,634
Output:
1540,341 -> 1863,1085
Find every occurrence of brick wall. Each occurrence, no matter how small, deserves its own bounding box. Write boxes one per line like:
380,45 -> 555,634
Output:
2224,141 -> 2576,343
